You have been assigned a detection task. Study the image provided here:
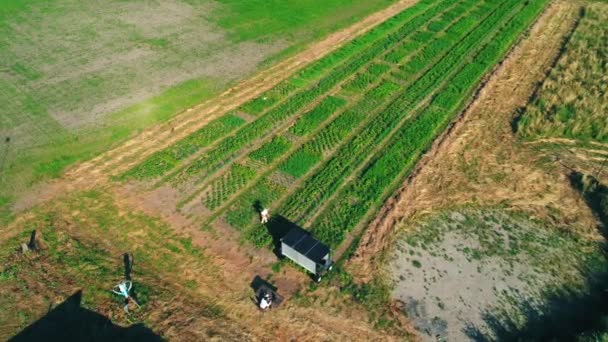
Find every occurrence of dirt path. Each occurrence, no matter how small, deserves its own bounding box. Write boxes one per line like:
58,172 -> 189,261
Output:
349,0 -> 597,281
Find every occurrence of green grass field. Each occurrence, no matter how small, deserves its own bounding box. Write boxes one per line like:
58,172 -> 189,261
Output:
122,0 -> 550,257
0,0 -> 394,216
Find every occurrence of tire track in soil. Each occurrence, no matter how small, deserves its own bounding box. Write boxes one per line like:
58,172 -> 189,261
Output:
348,0 -> 591,282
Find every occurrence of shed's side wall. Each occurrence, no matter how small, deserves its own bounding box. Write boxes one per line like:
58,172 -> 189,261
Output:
281,242 -> 317,274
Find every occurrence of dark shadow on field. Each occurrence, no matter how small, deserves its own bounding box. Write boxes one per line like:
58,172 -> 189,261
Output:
9,290 -> 163,342
464,171 -> 608,341
265,215 -> 300,257
250,275 -> 278,295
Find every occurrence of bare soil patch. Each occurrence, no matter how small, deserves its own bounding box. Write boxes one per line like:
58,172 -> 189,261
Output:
389,209 -> 605,341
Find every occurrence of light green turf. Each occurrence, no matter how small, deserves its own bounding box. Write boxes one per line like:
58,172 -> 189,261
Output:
215,0 -> 394,41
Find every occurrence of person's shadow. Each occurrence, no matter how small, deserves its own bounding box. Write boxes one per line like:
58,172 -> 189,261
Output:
250,276 -> 283,307
263,215 -> 300,257
9,290 -> 163,342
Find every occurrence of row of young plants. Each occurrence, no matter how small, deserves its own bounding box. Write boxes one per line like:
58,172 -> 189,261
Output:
235,0 -> 479,189
310,0 -> 550,248
205,62 -> 405,219
167,0 -> 454,190
119,0 -> 439,183
289,96 -> 347,136
192,33 -> 415,211
282,79 -> 402,178
196,95 -> 349,211
222,71 -> 407,237
276,0 -> 513,226
341,63 -> 391,93
397,8 -> 480,79
238,0 -> 440,116
291,0 -> 439,85
397,0 -> 520,97
249,136 -> 293,164
194,18 -> 439,214
203,164 -> 257,210
218,0 -> 502,244
120,113 -> 245,180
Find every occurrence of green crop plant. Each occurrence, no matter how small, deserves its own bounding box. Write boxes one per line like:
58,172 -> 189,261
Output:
249,136 -> 292,164
218,0 -> 514,243
203,164 -> 256,210
239,80 -> 299,116
278,0 -> 516,224
224,178 -> 287,230
289,96 -> 347,136
279,148 -> 322,178
383,40 -> 422,64
123,0 -> 443,186
367,63 -> 391,76
121,113 -> 245,180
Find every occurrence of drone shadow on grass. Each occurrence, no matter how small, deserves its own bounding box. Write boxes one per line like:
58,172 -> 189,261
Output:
9,290 -> 163,342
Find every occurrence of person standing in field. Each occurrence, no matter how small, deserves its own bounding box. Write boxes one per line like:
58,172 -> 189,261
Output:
260,208 -> 270,224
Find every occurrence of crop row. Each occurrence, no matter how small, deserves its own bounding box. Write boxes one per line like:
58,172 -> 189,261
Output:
399,0 -> 521,107
239,81 -> 299,116
342,63 -> 391,92
292,0 -> 440,84
289,96 -> 347,136
196,19 -> 431,214
121,113 -> 245,180
397,0 -> 512,82
199,95 -> 348,211
275,0 -> 513,225
203,164 -> 257,210
167,0 -> 453,189
311,0 -> 550,248
284,80 -> 401,176
249,136 -> 292,164
224,177 -> 287,231
208,67 -> 401,217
